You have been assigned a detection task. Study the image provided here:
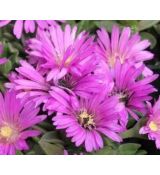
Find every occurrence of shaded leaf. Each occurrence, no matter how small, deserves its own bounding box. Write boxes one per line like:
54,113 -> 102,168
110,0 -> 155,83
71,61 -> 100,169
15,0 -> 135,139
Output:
121,118 -> 147,139
16,150 -> 24,155
94,146 -> 117,155
39,131 -> 64,155
39,141 -> 64,155
95,20 -> 119,32
0,60 -> 12,75
138,20 -> 159,31
118,143 -> 141,155
40,131 -> 64,145
141,32 -> 157,49
119,20 -> 139,32
136,149 -> 147,155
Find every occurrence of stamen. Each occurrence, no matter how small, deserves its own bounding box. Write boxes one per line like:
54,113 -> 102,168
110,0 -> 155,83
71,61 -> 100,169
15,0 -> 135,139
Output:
65,56 -> 72,65
0,126 -> 13,138
149,121 -> 158,132
78,111 -> 95,130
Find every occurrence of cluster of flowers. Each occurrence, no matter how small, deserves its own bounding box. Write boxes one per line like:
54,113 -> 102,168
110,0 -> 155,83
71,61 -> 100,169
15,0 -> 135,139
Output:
0,20 -> 160,155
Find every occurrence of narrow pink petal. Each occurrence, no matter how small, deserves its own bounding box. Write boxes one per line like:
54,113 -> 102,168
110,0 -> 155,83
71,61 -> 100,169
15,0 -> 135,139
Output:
13,20 -> 23,39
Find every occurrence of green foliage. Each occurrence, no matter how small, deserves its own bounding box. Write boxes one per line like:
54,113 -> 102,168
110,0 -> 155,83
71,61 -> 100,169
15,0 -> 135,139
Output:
91,139 -> 146,155
141,32 -> 157,49
39,131 -> 64,155
138,20 -> 159,31
121,118 -> 147,140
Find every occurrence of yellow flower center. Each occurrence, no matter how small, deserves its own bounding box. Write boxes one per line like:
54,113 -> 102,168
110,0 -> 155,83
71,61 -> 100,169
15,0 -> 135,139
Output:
149,121 -> 158,132
0,126 -> 13,138
65,56 -> 72,66
78,111 -> 95,130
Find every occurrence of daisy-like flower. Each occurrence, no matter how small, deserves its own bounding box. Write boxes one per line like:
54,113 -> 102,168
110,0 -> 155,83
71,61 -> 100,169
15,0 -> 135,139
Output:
6,24 -> 104,100
5,60 -> 51,107
96,26 -> 153,76
0,43 -> 8,65
106,60 -> 158,127
0,90 -> 46,155
6,57 -> 105,108
47,87 -> 124,152
26,24 -> 96,82
140,97 -> 160,149
0,20 -> 61,39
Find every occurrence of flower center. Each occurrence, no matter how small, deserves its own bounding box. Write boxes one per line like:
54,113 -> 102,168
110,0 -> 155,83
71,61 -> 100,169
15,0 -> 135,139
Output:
78,111 -> 95,130
58,74 -> 75,89
117,92 -> 128,104
149,121 -> 158,132
110,89 -> 129,105
108,54 -> 124,67
0,126 -> 13,138
65,56 -> 72,66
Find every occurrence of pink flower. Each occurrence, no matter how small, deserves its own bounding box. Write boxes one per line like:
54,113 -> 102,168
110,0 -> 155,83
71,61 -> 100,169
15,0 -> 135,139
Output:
6,58 -> 105,108
0,90 -> 46,155
26,25 -> 96,82
47,87 -> 124,152
105,60 -> 158,127
0,20 -> 61,39
6,25 -> 105,101
5,60 -> 51,107
96,26 -> 153,76
140,97 -> 160,149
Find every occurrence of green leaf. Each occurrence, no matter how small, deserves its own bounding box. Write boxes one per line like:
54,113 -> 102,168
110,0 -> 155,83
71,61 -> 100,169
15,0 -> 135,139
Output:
0,60 -> 12,75
16,150 -> 24,155
77,20 -> 97,33
39,131 -> 64,155
93,142 -> 146,155
136,149 -> 147,155
65,20 -> 77,27
26,150 -> 36,155
0,78 -> 6,92
138,20 -> 159,31
154,24 -> 160,34
118,143 -> 141,155
39,141 -> 64,155
140,32 -> 157,49
119,20 -> 139,32
121,118 -> 147,139
40,131 -> 64,145
95,20 -> 119,32
94,146 -> 117,155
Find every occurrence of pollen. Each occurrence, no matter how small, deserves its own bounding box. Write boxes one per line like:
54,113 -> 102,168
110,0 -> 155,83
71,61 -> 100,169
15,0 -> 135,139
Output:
65,56 -> 72,65
0,126 -> 13,138
78,111 -> 95,130
108,56 -> 116,68
149,121 -> 158,132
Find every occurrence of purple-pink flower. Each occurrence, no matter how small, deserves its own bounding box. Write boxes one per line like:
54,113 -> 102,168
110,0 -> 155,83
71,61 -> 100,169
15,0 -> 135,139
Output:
6,25 -> 105,101
6,59 -> 105,108
47,87 -> 124,152
0,90 -> 46,155
0,20 -> 61,39
6,60 -> 51,107
26,25 -> 96,82
105,60 -> 158,127
96,26 -> 153,76
140,97 -> 160,149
